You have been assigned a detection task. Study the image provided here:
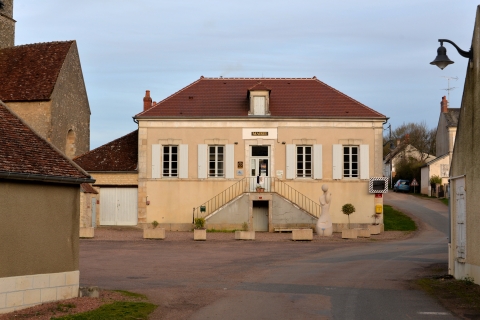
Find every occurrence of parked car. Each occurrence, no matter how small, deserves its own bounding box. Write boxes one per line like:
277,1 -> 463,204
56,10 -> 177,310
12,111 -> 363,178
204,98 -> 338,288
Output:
393,180 -> 410,192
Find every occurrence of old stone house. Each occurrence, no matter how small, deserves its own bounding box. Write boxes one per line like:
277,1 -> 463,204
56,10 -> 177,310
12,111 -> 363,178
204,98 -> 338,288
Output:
0,101 -> 94,314
0,0 -> 90,158
134,77 -> 388,232
74,131 -> 138,226
420,96 -> 459,195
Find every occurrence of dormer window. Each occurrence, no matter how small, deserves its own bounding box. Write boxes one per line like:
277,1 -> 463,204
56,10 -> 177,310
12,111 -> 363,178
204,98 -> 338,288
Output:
248,82 -> 271,116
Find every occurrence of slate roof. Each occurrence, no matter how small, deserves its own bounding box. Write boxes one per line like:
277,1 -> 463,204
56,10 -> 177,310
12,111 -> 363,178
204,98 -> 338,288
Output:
0,102 -> 93,183
0,41 -> 73,102
443,108 -> 460,127
136,77 -> 386,119
73,130 -> 138,172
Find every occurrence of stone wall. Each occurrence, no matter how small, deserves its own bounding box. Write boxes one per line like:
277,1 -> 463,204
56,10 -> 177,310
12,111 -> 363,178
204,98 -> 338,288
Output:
90,173 -> 138,186
0,0 -> 15,49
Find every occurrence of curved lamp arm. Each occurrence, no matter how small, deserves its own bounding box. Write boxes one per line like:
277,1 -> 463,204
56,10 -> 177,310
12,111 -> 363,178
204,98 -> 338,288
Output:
439,39 -> 472,59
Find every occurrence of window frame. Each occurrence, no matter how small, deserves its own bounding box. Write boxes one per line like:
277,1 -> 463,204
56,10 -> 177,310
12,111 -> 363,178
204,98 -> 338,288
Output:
208,145 -> 225,178
296,145 -> 312,178
162,145 -> 179,178
343,145 -> 359,178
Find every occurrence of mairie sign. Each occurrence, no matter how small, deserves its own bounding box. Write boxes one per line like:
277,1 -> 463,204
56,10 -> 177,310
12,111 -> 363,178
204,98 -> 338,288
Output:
251,132 -> 268,136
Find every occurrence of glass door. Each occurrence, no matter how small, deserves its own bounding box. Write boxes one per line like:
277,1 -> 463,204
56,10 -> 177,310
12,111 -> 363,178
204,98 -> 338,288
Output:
250,146 -> 270,191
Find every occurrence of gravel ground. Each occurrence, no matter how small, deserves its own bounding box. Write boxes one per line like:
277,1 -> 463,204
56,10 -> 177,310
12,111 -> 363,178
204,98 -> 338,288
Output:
0,227 -> 413,319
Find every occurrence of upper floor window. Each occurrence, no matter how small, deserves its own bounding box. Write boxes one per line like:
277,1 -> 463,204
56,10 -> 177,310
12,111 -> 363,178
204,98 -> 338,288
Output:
296,146 -> 312,178
343,146 -> 359,178
163,145 -> 178,177
209,145 -> 224,177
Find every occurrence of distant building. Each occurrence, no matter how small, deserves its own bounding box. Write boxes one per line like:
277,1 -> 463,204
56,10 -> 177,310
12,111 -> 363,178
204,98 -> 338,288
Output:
0,0 -> 90,158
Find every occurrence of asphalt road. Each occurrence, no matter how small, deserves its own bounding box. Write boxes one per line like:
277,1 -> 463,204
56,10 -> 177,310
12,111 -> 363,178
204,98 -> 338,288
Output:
79,192 -> 454,319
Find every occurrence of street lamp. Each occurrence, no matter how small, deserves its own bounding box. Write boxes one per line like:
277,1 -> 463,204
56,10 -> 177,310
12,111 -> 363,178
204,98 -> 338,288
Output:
430,39 -> 472,70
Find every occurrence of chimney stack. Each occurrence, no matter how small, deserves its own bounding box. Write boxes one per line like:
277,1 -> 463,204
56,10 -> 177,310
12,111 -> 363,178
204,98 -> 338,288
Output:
441,96 -> 448,113
143,90 -> 152,111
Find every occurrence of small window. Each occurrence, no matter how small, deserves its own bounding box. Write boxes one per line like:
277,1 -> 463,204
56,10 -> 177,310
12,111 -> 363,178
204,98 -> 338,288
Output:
296,146 -> 312,178
209,145 -> 224,177
343,146 -> 358,178
163,145 -> 178,177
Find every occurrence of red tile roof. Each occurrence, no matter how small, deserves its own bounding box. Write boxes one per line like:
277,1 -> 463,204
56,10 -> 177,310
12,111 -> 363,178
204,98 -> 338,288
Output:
73,130 -> 138,172
80,183 -> 98,194
136,77 -> 386,119
0,41 -> 73,101
0,102 -> 93,183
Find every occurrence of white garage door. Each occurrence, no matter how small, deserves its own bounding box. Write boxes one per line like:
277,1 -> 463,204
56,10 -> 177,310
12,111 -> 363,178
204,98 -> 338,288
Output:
100,188 -> 138,226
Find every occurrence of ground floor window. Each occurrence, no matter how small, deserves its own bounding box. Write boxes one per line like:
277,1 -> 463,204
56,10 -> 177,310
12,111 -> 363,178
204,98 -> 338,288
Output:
209,145 -> 224,177
343,146 -> 358,178
296,146 -> 312,178
163,145 -> 178,177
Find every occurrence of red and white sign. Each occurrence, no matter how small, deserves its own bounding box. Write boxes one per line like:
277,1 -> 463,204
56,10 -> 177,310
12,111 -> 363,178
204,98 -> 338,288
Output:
411,178 -> 419,187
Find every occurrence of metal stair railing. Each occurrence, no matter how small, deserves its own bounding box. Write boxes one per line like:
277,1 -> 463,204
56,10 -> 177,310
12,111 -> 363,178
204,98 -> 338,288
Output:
193,177 -> 321,221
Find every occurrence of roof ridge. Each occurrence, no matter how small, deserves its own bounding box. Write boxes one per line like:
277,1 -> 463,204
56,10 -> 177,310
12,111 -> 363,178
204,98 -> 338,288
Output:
73,129 -> 138,160
3,40 -> 75,49
203,77 -> 318,80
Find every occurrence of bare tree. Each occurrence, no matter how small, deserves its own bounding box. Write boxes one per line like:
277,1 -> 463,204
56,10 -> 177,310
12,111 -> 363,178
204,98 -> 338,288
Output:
384,121 -> 436,161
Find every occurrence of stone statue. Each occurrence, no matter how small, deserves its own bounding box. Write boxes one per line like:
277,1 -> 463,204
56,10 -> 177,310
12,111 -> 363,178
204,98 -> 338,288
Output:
316,184 -> 333,236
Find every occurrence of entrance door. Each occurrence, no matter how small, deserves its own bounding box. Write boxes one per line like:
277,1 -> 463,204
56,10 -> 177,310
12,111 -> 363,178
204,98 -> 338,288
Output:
100,188 -> 138,226
253,201 -> 269,231
250,146 -> 270,191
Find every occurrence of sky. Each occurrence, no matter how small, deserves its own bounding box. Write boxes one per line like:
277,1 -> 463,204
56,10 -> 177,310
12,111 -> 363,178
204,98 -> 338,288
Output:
13,0 -> 478,149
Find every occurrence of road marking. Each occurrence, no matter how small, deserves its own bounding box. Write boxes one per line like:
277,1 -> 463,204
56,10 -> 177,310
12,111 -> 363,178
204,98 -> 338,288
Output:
418,312 -> 450,315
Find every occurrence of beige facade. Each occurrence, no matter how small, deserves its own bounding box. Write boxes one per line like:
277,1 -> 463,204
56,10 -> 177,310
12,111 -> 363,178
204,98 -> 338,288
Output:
448,6 -> 480,284
420,154 -> 450,195
138,119 -> 385,231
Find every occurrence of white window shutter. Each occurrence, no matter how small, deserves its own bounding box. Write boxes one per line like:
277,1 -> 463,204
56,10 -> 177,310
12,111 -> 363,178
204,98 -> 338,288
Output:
360,144 -> 369,180
152,144 -> 160,178
286,144 -> 295,179
198,144 -> 207,179
313,144 -> 323,180
226,144 -> 234,179
179,144 -> 188,178
332,144 -> 342,180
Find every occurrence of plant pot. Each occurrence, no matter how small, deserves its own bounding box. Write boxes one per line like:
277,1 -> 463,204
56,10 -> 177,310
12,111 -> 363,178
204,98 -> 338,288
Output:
356,228 -> 371,238
368,224 -> 382,235
341,228 -> 357,239
194,229 -> 206,241
235,230 -> 255,240
143,228 -> 165,239
256,188 -> 264,193
292,229 -> 313,241
80,227 -> 94,238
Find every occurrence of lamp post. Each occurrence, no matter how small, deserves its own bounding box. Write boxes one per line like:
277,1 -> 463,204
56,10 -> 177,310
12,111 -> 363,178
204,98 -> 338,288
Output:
430,39 -> 472,70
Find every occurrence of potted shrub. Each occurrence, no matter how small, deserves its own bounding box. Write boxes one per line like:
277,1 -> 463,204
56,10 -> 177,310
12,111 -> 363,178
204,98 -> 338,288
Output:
235,222 -> 255,240
369,213 -> 382,235
143,220 -> 166,239
341,203 -> 357,239
256,184 -> 265,192
194,217 -> 207,241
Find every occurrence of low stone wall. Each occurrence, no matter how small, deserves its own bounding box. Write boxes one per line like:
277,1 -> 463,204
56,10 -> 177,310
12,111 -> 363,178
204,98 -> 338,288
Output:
0,270 -> 79,314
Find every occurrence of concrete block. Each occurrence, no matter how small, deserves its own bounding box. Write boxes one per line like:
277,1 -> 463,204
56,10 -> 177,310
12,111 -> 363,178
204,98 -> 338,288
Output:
79,286 -> 99,298
143,228 -> 165,239
235,231 -> 255,240
33,274 -> 49,289
342,229 -> 358,239
6,291 -> 23,308
71,285 -> 79,298
50,273 -> 66,287
41,288 -> 57,303
15,276 -> 33,291
292,229 -> 313,241
0,293 -> 6,308
0,307 -> 15,314
0,277 -> 15,294
80,227 -> 94,238
368,224 -> 382,235
356,228 -> 371,238
23,289 -> 41,305
57,286 -> 74,300
194,229 -> 206,241
66,271 -> 80,286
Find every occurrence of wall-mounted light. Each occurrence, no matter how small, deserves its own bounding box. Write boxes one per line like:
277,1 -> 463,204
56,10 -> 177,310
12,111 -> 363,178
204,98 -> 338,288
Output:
281,142 -> 286,145
430,39 -> 472,70
234,142 -> 238,145
146,196 -> 150,206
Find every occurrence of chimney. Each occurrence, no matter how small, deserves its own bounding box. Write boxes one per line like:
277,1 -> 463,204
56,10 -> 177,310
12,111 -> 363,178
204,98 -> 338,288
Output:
143,90 -> 152,111
441,96 -> 448,113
